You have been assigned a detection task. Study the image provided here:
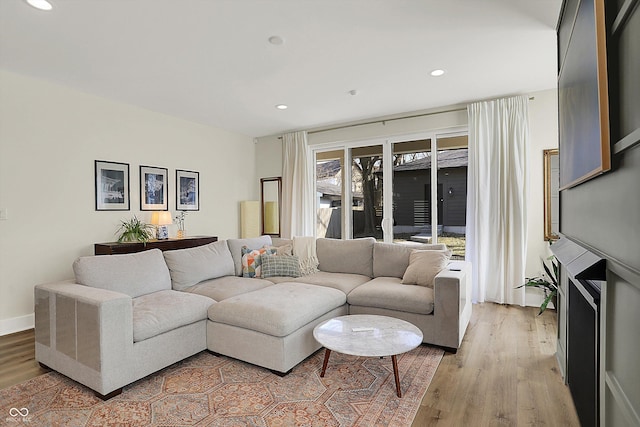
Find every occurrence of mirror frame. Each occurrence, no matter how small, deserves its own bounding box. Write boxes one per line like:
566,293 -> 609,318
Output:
543,149 -> 560,241
260,177 -> 282,237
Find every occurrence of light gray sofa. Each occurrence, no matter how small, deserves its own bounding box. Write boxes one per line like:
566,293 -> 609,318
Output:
34,235 -> 471,399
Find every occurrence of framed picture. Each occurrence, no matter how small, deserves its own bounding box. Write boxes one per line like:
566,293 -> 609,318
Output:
95,160 -> 130,211
176,169 -> 199,211
557,0 -> 610,189
140,165 -> 168,211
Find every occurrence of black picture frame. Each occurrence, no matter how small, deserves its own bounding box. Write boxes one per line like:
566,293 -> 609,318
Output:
95,160 -> 130,211
176,169 -> 199,211
140,165 -> 168,211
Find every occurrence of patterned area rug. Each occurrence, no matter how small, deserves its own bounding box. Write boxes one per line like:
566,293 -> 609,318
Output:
1,346 -> 443,426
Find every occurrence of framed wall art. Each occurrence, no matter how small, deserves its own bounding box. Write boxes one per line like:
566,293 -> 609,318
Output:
95,160 -> 130,211
176,169 -> 199,211
140,165 -> 168,211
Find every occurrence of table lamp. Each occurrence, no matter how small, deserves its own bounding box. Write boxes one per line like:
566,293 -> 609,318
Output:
151,211 -> 172,240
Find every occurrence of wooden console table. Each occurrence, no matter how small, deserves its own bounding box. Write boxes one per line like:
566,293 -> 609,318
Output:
95,236 -> 218,255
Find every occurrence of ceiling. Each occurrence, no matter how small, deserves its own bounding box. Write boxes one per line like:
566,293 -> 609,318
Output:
0,0 -> 562,138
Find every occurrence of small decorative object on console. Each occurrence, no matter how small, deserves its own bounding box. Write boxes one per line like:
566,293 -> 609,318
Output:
174,211 -> 188,238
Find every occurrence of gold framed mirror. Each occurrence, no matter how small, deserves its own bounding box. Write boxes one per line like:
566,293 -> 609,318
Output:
260,177 -> 282,237
543,149 -> 559,241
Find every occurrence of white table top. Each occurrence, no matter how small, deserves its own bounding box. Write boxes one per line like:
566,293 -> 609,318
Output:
313,314 -> 423,357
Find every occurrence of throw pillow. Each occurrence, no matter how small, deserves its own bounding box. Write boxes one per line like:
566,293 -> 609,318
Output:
241,246 -> 276,278
401,249 -> 451,288
266,243 -> 294,256
261,254 -> 301,278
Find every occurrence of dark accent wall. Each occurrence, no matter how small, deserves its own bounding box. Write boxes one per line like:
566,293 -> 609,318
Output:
561,0 -> 639,272
558,0 -> 640,425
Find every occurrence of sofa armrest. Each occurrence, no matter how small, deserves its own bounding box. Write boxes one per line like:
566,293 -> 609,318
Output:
431,261 -> 472,348
34,280 -> 134,395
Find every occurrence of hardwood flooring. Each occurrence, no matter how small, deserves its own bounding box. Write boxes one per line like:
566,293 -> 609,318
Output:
0,303 -> 579,426
0,328 -> 48,390
412,303 -> 580,426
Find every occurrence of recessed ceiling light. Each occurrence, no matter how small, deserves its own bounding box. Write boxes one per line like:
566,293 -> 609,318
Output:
268,36 -> 284,45
275,104 -> 288,110
430,69 -> 445,77
25,0 -> 53,11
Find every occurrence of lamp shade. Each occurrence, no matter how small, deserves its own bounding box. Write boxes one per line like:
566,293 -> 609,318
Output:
264,201 -> 279,234
240,201 -> 260,238
151,211 -> 173,226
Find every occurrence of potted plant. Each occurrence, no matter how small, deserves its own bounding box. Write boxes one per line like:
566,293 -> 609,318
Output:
517,255 -> 558,315
116,216 -> 154,243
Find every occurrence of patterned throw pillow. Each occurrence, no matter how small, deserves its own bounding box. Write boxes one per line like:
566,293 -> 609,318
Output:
261,254 -> 301,278
241,246 -> 276,278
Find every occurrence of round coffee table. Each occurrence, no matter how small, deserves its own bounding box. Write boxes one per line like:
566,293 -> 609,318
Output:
313,314 -> 423,397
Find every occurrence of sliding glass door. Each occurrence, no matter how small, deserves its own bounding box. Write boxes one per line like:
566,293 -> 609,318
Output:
313,130 -> 467,259
390,134 -> 467,258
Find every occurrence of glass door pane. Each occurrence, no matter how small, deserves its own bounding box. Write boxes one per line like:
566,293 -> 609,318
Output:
390,134 -> 468,259
391,139 -> 432,243
434,135 -> 468,259
315,150 -> 343,238
351,145 -> 383,240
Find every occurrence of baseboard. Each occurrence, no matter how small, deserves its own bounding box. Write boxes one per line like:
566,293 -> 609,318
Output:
0,313 -> 35,336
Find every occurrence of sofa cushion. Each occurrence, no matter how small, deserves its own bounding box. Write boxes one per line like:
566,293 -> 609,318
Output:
347,277 -> 434,315
186,276 -> 274,301
401,250 -> 451,288
132,290 -> 214,342
163,241 -> 235,291
241,246 -> 276,278
227,236 -> 273,276
73,249 -> 171,298
316,237 -> 375,277
208,283 -> 346,337
288,271 -> 371,294
261,254 -> 301,278
373,242 -> 447,278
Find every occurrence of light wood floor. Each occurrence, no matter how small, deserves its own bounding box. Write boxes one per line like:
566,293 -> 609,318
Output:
413,303 -> 580,426
0,303 -> 579,426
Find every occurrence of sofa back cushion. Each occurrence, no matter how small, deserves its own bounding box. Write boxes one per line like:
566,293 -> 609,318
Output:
73,249 -> 171,298
163,240 -> 235,291
373,242 -> 447,278
226,236 -> 273,276
316,237 -> 375,277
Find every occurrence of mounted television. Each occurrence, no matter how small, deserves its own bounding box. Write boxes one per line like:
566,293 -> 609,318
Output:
557,0 -> 610,190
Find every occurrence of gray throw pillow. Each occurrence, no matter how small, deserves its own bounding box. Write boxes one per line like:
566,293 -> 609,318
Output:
261,254 -> 301,278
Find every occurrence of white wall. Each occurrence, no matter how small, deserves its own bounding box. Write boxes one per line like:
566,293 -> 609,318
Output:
525,89 -> 559,306
256,89 -> 559,307
0,71 -> 257,335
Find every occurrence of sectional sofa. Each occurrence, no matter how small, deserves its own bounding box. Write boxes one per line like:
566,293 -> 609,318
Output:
34,235 -> 472,399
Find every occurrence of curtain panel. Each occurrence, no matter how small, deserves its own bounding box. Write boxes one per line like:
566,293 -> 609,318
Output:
466,96 -> 529,305
281,131 -> 314,238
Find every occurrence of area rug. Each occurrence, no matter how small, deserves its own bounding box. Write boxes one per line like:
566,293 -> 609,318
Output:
1,346 -> 443,426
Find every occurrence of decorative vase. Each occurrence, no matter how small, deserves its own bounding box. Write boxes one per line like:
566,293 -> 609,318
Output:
177,229 -> 186,239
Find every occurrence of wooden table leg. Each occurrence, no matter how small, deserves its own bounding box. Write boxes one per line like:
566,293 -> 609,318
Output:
392,355 -> 402,397
320,348 -> 331,377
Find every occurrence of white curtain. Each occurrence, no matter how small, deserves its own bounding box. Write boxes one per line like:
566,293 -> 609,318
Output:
466,96 -> 529,305
281,131 -> 314,238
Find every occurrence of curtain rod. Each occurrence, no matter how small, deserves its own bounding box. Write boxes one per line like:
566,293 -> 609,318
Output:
277,96 -> 534,139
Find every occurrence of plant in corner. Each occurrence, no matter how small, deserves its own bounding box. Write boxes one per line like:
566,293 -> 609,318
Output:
116,215 -> 155,243
516,255 -> 558,315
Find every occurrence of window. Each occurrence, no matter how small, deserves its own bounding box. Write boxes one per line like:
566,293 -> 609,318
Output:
313,131 -> 467,259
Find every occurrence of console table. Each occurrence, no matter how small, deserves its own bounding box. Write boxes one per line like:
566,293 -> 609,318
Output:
95,236 -> 218,255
